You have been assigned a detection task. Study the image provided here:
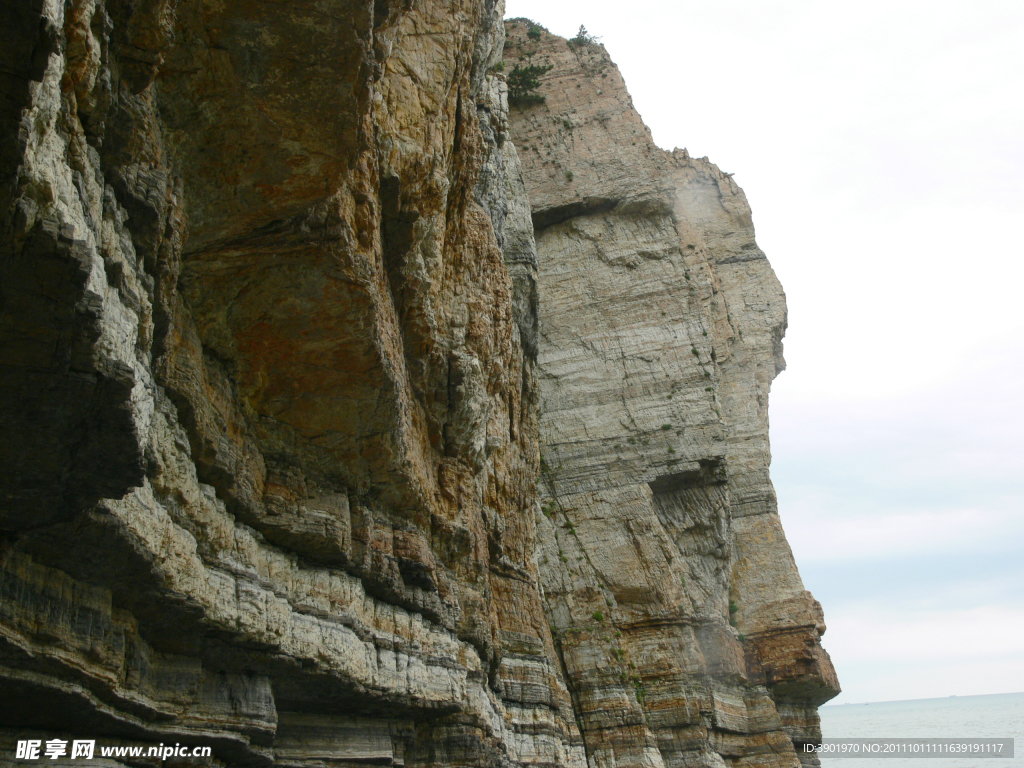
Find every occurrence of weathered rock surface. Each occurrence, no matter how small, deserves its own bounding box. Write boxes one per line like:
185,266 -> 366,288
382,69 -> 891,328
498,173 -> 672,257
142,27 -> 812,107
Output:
0,1 -> 836,765
504,19 -> 839,768
0,0 -> 583,764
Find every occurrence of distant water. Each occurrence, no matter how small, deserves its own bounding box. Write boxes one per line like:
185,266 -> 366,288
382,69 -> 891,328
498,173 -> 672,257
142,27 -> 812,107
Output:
818,692 -> 1024,767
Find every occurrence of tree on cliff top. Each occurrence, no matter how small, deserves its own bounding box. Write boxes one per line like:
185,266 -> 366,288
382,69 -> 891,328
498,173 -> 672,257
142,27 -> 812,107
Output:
569,25 -> 599,46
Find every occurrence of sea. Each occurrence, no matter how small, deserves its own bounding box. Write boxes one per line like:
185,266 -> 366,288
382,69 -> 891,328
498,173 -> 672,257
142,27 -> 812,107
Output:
818,692 -> 1024,767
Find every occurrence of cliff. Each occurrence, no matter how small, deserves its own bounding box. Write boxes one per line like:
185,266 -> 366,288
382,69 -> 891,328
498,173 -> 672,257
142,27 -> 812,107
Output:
503,20 -> 839,767
0,1 -> 836,765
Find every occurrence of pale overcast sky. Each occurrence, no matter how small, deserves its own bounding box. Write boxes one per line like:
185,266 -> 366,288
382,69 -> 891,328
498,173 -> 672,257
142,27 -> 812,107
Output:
504,0 -> 1024,704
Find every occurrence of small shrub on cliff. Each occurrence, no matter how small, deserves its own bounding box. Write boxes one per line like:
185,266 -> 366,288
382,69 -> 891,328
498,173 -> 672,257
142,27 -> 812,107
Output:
527,23 -> 543,40
633,680 -> 646,704
507,63 -> 553,106
592,610 -> 604,622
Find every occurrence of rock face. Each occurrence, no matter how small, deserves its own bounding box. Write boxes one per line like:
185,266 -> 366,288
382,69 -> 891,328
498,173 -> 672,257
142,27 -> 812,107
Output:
0,0 -> 836,764
504,19 -> 839,768
0,0 -> 582,764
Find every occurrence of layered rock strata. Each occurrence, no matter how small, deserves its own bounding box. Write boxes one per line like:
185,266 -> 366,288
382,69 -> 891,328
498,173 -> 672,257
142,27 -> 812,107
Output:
0,0 -> 583,764
504,19 -> 839,768
0,2 -> 837,766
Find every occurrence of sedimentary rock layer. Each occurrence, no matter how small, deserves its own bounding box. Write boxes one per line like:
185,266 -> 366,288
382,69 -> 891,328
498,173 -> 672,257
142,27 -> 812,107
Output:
0,0 -> 583,764
0,2 -> 837,766
504,19 -> 839,768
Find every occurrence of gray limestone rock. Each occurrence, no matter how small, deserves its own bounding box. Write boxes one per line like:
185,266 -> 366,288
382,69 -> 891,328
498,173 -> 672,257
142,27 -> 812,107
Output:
505,18 -> 839,768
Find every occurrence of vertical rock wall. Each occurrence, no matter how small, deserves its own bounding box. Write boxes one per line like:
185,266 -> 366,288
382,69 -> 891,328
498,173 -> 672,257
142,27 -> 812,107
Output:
0,0 -> 585,764
0,3 -> 837,766
504,20 -> 839,768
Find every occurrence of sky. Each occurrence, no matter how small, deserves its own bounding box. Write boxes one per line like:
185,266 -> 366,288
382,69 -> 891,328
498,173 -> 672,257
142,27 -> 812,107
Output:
504,0 -> 1024,704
